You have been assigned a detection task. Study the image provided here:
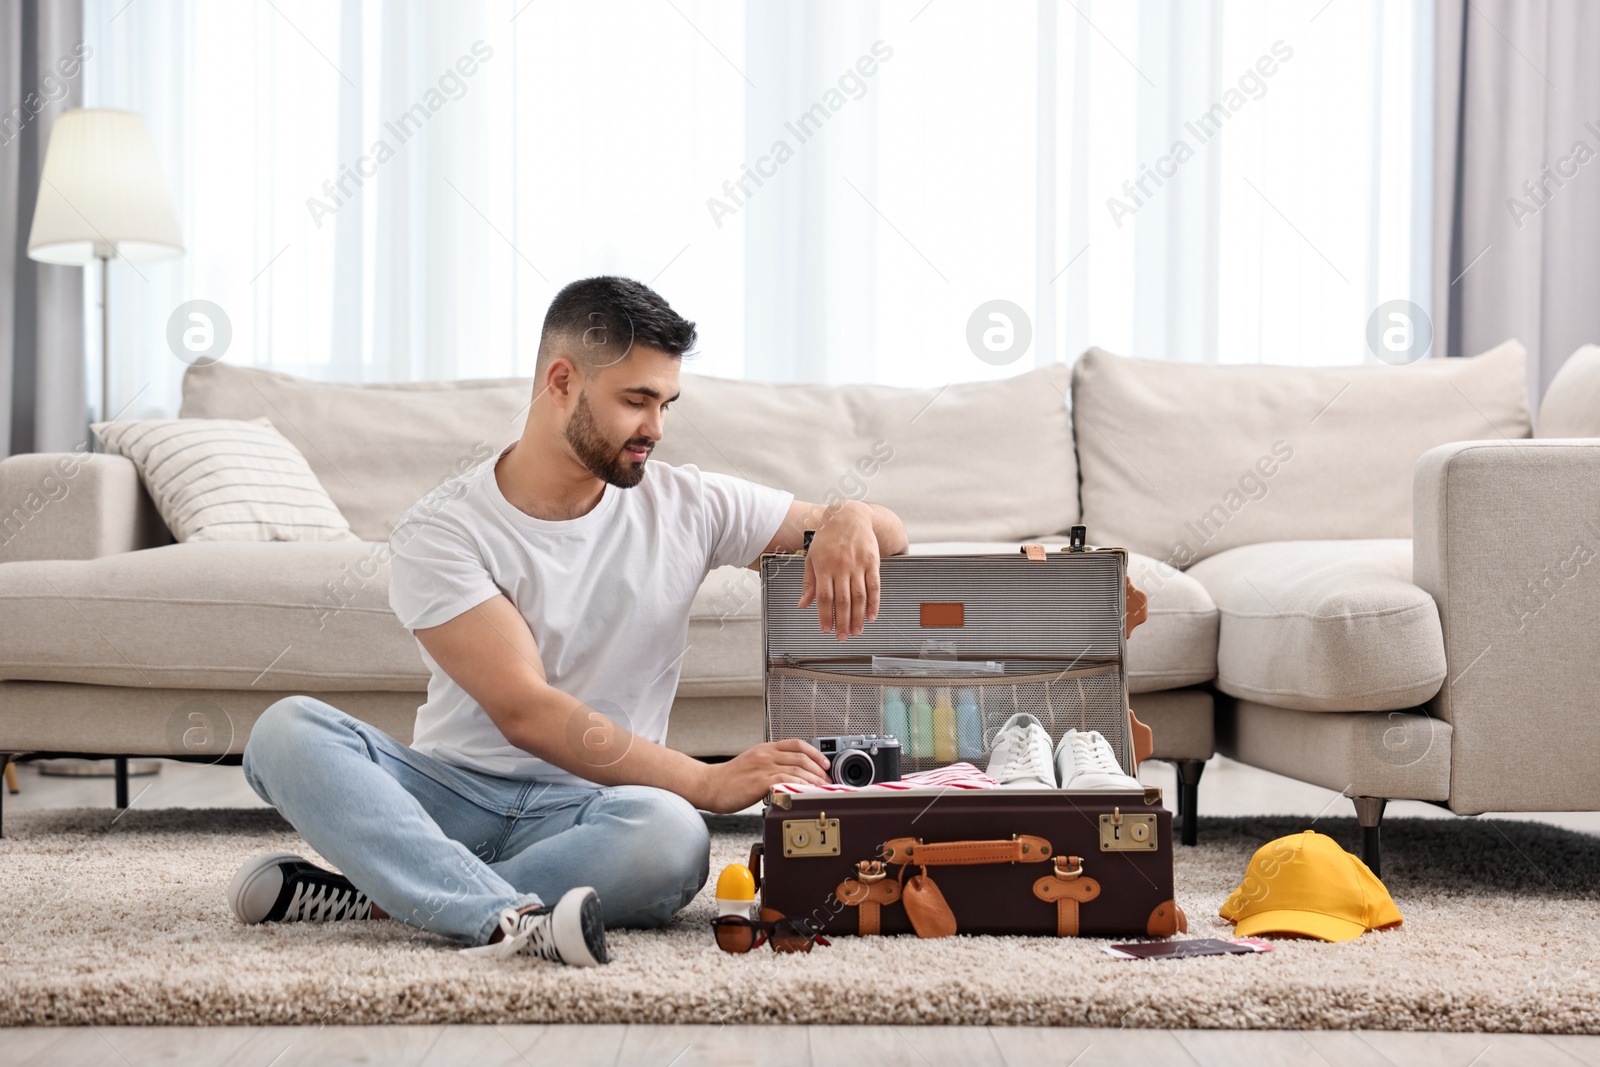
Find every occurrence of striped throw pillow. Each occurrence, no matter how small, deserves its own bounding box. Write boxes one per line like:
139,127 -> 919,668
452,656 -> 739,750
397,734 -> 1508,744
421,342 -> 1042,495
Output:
90,416 -> 361,543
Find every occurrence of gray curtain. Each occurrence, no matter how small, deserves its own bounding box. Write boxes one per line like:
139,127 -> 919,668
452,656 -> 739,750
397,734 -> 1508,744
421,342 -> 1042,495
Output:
1,0 -> 86,459
1434,0 -> 1600,412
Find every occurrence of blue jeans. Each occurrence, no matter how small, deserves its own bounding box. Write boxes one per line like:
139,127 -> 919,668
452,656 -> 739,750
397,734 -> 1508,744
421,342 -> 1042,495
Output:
241,694 -> 710,947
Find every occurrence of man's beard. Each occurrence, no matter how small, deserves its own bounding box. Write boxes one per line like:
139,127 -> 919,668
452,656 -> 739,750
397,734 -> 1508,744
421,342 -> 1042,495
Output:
566,390 -> 650,488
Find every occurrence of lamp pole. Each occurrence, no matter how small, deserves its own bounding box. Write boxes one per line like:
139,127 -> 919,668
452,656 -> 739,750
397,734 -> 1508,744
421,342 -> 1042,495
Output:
97,251 -> 110,451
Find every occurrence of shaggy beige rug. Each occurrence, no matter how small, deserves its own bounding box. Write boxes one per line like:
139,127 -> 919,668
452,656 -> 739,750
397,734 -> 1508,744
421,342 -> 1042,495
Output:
1,808 -> 1596,1031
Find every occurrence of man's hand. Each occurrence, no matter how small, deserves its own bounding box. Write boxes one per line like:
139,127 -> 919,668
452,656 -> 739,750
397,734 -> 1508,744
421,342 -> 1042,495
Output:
798,500 -> 882,642
694,739 -> 832,814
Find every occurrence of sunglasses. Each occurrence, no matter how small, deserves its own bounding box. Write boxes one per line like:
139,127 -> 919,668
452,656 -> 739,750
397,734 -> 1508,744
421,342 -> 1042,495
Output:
711,907 -> 832,954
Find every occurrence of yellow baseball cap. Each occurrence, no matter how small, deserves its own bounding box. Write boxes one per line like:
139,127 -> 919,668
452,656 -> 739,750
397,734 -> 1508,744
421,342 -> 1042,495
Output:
1220,830 -> 1402,942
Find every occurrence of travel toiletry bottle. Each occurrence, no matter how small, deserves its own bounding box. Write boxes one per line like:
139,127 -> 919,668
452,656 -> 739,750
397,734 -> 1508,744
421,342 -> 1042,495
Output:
956,688 -> 983,759
715,863 -> 756,921
932,689 -> 958,762
881,687 -> 910,746
911,687 -> 934,758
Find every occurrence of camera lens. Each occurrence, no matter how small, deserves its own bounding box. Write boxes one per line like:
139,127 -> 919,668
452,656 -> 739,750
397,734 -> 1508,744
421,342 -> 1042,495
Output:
832,748 -> 876,788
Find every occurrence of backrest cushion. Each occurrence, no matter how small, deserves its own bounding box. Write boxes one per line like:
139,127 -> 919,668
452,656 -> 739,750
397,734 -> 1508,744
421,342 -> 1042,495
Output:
184,360 -> 1081,546
181,363 -> 525,541
1070,341 -> 1531,567
653,363 -> 1079,543
1537,344 -> 1600,438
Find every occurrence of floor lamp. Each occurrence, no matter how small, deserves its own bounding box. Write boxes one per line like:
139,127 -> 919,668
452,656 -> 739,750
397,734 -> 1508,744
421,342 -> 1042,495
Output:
24,108 -> 185,792
27,108 -> 184,434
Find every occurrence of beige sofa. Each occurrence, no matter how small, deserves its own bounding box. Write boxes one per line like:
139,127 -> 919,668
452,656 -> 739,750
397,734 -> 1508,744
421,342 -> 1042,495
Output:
2,345 -> 1595,871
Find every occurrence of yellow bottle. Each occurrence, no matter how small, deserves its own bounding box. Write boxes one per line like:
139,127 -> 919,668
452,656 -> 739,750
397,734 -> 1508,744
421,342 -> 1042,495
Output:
932,689 -> 958,762
715,863 -> 756,920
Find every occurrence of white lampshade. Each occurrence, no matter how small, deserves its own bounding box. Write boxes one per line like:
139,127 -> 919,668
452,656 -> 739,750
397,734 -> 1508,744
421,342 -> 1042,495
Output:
27,108 -> 184,265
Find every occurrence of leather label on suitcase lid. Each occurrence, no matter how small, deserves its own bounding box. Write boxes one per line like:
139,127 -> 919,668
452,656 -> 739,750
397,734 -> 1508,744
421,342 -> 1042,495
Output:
918,601 -> 964,627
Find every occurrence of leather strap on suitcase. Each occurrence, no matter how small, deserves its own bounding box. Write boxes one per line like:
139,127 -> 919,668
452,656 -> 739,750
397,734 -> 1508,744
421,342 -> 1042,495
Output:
1032,854 -> 1101,936
881,835 -> 1052,865
836,835 -> 1061,939
835,861 -> 901,936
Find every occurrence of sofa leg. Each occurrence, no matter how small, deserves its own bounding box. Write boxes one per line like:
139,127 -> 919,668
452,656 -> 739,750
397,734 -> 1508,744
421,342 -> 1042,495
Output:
0,754 -> 15,838
1353,796 -> 1388,877
1172,760 -> 1205,846
115,757 -> 130,810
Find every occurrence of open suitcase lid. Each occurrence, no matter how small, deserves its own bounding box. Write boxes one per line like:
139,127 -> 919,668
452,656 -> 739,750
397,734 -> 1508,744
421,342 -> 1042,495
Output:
758,535 -> 1141,777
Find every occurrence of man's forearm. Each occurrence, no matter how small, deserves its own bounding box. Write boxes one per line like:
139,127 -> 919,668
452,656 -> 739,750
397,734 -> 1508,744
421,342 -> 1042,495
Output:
861,501 -> 910,556
502,687 -> 822,814
780,498 -> 908,556
503,685 -> 710,805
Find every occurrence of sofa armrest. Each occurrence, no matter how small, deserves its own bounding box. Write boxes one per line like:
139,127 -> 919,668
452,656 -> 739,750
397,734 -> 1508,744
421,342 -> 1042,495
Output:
1413,439 -> 1600,814
0,452 -> 172,563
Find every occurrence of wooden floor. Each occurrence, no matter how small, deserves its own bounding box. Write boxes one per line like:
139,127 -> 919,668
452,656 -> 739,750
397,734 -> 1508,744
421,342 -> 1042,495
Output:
7,758 -> 1600,1063
9,1024 -> 1600,1066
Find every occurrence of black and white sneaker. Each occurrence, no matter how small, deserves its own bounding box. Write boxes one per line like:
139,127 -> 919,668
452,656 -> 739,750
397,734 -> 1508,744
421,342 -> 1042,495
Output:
228,851 -> 376,925
459,886 -> 607,966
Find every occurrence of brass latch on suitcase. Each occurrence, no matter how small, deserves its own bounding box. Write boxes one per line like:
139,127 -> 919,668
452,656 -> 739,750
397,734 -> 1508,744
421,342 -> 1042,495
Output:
1099,808 -> 1157,851
782,813 -> 841,857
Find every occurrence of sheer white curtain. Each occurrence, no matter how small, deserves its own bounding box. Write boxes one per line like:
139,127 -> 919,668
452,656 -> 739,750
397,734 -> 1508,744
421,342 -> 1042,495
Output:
860,0 -> 1432,385
82,0 -> 1430,418
84,0 -> 746,418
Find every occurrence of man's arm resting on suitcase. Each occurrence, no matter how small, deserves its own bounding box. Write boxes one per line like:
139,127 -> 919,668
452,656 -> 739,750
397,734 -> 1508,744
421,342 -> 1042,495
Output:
750,498 -> 909,642
413,594 -> 831,814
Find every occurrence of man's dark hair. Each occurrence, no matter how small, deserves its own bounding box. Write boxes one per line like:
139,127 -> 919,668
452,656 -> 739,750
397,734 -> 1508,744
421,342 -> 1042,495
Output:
536,276 -> 697,381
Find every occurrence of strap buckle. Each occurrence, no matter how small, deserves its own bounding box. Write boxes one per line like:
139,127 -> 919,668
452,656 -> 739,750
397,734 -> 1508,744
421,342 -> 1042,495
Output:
1051,854 -> 1085,880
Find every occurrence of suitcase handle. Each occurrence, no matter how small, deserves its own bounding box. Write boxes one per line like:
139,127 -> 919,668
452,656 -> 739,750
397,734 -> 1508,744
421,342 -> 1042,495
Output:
881,835 -> 1052,866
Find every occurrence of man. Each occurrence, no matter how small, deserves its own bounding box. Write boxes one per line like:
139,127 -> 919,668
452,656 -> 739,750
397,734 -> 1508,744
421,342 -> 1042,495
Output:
229,276 -> 909,967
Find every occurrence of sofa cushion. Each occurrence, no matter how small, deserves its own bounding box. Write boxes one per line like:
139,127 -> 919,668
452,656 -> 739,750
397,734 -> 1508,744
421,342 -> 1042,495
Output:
0,542 -> 427,691
0,680 -> 422,754
0,538 -> 769,701
180,362 -> 523,541
182,360 -> 1083,548
652,364 -> 1079,544
1070,341 -> 1531,566
680,564 -> 768,698
1185,539 -> 1446,712
909,542 -> 1216,694
1538,343 -> 1600,438
1119,550 -> 1218,693
1128,688 -> 1215,762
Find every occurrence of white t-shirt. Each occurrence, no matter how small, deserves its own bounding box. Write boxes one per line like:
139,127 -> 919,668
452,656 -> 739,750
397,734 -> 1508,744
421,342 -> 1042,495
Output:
387,442 -> 793,785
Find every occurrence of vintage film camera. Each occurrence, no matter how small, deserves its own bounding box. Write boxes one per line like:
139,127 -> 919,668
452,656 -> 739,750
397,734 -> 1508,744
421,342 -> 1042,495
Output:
805,734 -> 902,787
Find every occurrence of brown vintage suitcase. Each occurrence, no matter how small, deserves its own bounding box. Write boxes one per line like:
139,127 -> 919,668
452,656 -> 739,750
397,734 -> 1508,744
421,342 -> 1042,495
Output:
753,533 -> 1185,939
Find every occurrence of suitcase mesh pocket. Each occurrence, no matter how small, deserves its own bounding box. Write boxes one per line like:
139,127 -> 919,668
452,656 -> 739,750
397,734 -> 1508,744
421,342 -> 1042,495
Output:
766,664 -> 1127,774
